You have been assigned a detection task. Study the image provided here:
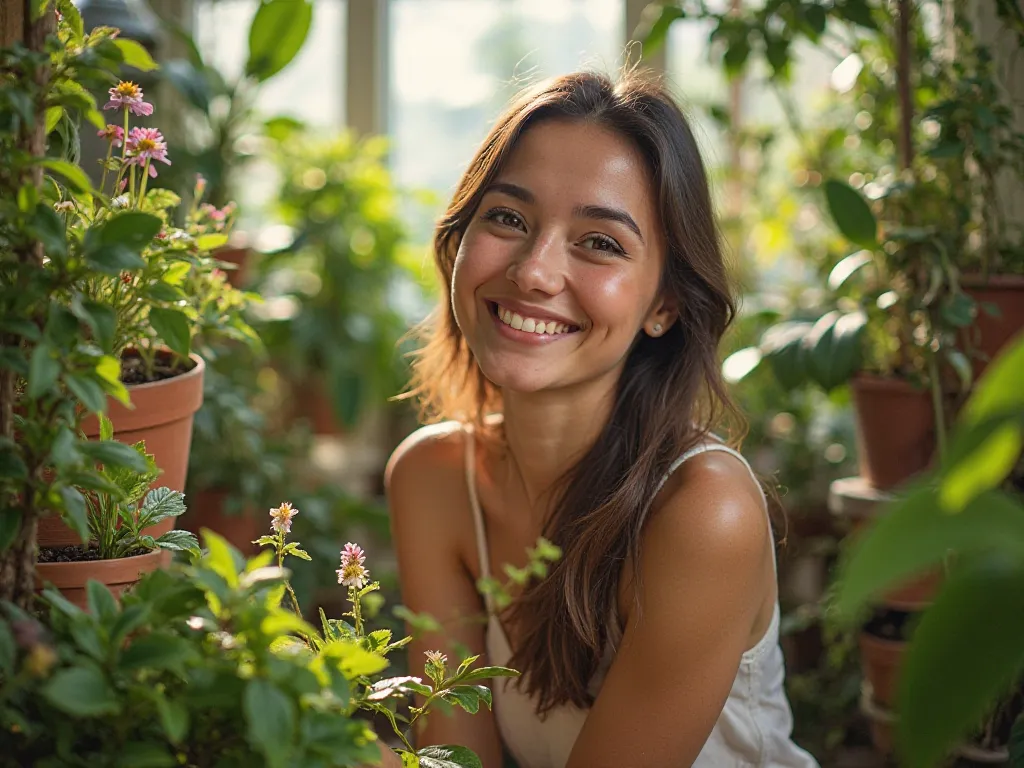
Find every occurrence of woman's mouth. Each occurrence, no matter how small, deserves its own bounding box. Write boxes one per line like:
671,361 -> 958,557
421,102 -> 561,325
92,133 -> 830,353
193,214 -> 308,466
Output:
489,301 -> 582,337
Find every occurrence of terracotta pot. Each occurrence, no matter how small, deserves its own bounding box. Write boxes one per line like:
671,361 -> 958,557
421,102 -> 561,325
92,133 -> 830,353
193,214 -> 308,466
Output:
216,245 -> 251,289
181,488 -> 260,555
38,354 -> 205,549
880,568 -> 942,611
850,375 -> 936,491
35,549 -> 163,610
962,274 -> 1024,379
859,632 -> 906,709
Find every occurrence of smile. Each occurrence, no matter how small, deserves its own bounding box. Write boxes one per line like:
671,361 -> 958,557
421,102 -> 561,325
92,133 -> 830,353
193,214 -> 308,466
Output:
488,302 -> 582,338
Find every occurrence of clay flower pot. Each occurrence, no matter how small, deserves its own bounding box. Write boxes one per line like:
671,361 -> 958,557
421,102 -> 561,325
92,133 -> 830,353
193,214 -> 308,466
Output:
35,549 -> 163,610
858,631 -> 905,709
181,488 -> 260,555
850,375 -> 936,491
216,245 -> 252,289
38,353 -> 205,549
961,274 -> 1024,379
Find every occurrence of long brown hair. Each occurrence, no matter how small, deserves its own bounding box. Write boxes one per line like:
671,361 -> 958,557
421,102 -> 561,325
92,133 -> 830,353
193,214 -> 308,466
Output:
405,68 -> 741,714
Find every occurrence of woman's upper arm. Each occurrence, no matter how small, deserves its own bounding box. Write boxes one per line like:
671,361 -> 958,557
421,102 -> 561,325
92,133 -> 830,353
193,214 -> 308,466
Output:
567,454 -> 773,768
385,427 -> 504,765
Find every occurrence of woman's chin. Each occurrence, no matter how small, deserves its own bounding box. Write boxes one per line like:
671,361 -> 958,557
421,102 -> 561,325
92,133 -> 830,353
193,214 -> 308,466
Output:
478,360 -> 555,394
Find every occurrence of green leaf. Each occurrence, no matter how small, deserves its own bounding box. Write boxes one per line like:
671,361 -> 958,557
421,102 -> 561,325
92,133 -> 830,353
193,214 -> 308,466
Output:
155,529 -> 200,557
442,684 -> 492,714
45,106 -> 64,133
834,487 -> 1024,620
834,0 -> 877,29
155,694 -> 189,744
58,486 -> 89,544
120,633 -> 194,673
458,666 -> 520,684
804,310 -> 866,391
28,203 -> 68,259
28,342 -> 60,398
0,348 -> 28,376
0,447 -> 28,482
114,39 -> 159,71
961,334 -> 1024,426
940,421 -> 1022,510
320,639 -> 389,677
246,0 -> 313,82
243,678 -> 295,768
415,745 -> 484,768
195,233 -> 229,251
201,529 -> 241,587
65,372 -> 107,413
162,261 -> 191,285
143,282 -> 187,303
148,307 -> 191,358
827,250 -> 873,290
141,486 -> 187,522
634,4 -> 684,55
40,158 -> 92,194
760,321 -> 813,390
118,742 -> 175,767
897,555 -> 1024,768
79,439 -> 149,473
86,243 -> 146,273
40,666 -> 120,716
99,212 -> 162,250
0,509 -> 21,552
73,301 -> 116,353
87,580 -> 119,621
941,292 -> 975,328
824,179 -> 878,248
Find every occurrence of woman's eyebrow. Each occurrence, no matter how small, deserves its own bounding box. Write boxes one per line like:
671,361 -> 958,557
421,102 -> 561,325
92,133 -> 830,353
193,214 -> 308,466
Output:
485,181 -> 645,244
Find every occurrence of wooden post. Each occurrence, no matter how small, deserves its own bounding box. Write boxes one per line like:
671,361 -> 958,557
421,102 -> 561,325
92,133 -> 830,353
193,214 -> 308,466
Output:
0,0 -> 25,48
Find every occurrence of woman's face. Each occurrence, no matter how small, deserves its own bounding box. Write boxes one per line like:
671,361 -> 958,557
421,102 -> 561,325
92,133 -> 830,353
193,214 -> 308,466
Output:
451,119 -> 675,395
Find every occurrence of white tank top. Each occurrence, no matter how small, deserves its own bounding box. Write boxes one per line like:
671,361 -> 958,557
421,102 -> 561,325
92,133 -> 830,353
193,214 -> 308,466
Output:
464,426 -> 820,768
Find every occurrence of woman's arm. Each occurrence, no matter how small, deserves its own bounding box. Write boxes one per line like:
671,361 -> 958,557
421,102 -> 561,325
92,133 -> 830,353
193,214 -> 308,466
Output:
566,451 -> 775,767
385,427 -> 505,766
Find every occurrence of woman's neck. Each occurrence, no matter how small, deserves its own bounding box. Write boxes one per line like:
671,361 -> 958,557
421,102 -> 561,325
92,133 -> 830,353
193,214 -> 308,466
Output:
499,376 -> 617,510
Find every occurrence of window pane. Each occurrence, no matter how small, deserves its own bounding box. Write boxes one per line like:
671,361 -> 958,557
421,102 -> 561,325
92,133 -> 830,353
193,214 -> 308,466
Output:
388,0 -> 624,242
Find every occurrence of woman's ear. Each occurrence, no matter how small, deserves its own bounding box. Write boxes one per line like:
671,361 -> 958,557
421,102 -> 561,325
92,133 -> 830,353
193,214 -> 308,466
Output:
643,295 -> 679,338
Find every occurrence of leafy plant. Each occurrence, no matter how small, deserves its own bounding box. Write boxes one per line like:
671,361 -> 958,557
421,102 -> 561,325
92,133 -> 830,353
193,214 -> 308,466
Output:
80,413 -> 199,560
834,333 -> 1024,766
159,0 -> 314,208
253,130 -> 412,428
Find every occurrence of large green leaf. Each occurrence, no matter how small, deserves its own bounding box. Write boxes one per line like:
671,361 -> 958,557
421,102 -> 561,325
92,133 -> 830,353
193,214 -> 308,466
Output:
824,179 -> 878,248
65,373 -> 107,414
79,439 -> 150,474
85,243 -> 146,273
155,693 -> 189,744
244,678 -> 295,768
86,580 -> 118,621
245,0 -> 313,82
120,633 -> 194,674
58,486 -> 89,544
416,745 -> 484,768
114,39 -> 159,72
961,334 -> 1024,426
28,203 -> 68,259
898,555 -> 1024,768
760,321 -> 813,390
40,665 -> 120,716
442,684 -> 492,714
320,639 -> 389,677
27,342 -> 60,398
155,529 -> 201,557
148,307 -> 191,358
201,529 -> 242,588
40,158 -> 92,194
97,211 -> 162,251
803,310 -> 866,391
634,4 -> 685,55
140,487 -> 186,524
834,487 -> 1024,620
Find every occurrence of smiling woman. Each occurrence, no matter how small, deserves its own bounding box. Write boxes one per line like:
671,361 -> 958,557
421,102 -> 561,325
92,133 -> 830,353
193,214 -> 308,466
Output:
386,69 -> 819,768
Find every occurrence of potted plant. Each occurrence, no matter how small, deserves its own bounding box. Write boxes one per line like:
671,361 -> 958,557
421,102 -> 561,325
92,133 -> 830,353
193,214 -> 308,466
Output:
34,413 -> 200,608
253,130 -> 413,435
157,0 -> 316,287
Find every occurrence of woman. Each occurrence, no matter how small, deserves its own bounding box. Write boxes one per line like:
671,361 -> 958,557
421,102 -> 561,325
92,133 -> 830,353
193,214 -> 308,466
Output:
383,69 -> 818,768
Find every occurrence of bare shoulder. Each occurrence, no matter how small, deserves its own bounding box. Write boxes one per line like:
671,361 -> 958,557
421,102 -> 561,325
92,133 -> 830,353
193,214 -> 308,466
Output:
644,447 -> 771,575
384,420 -> 467,492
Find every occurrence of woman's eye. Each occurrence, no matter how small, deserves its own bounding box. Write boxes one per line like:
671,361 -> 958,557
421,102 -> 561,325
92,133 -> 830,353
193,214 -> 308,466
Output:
581,234 -> 625,256
483,208 -> 526,230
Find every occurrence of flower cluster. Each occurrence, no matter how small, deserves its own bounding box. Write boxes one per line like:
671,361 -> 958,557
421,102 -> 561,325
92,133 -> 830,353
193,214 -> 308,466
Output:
269,501 -> 298,534
103,80 -> 153,116
337,542 -> 370,589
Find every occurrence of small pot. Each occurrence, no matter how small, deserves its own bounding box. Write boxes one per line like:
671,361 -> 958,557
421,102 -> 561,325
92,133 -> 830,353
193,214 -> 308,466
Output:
39,354 -> 206,550
850,375 -> 936,491
859,632 -> 906,709
961,274 -> 1024,379
181,488 -> 260,555
215,245 -> 251,289
35,549 -> 163,610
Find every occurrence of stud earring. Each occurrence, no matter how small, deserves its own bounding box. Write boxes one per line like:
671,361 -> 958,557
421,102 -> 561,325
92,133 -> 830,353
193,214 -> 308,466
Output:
652,323 -> 663,335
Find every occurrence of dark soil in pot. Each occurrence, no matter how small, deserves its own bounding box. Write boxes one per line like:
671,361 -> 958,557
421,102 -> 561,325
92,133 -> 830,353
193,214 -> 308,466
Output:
38,545 -> 149,563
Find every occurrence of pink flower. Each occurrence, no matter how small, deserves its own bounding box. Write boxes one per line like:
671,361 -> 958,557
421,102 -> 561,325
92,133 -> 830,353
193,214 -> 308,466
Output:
337,542 -> 370,589
126,127 -> 171,178
103,81 -> 153,116
194,174 -> 207,199
269,502 -> 298,534
97,124 -> 124,147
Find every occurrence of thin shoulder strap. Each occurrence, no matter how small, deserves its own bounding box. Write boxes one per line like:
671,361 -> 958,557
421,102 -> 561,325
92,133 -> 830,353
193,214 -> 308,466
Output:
463,425 -> 494,601
656,442 -> 777,572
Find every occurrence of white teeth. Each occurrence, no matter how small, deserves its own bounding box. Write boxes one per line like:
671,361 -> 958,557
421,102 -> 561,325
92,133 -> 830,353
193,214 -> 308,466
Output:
495,304 -> 575,336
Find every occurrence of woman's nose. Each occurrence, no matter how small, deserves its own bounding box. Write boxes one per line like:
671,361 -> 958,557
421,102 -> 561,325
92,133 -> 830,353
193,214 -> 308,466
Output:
505,232 -> 565,295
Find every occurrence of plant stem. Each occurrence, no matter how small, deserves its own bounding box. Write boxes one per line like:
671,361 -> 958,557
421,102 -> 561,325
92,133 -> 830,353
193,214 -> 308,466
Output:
137,158 -> 151,206
276,531 -> 302,616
